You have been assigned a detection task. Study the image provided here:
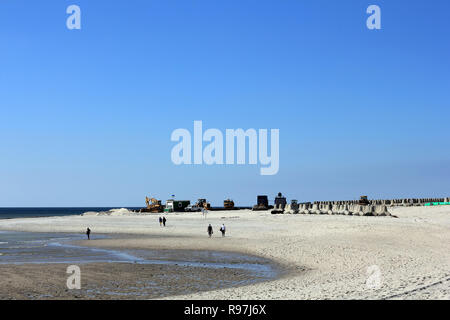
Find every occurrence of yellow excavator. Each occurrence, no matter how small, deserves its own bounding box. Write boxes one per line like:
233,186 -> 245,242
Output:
144,196 -> 163,213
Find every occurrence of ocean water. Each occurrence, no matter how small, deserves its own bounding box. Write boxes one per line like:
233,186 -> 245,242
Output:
0,208 -> 140,220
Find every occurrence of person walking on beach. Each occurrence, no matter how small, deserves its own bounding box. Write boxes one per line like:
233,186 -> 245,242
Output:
207,224 -> 213,238
220,224 -> 226,237
86,228 -> 91,240
162,216 -> 167,227
159,217 -> 163,227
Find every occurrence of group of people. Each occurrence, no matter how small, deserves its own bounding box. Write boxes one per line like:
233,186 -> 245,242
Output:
86,219 -> 226,241
159,216 -> 167,227
207,223 -> 226,238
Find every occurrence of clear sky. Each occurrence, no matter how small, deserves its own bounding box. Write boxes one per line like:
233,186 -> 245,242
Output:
1,0 -> 449,207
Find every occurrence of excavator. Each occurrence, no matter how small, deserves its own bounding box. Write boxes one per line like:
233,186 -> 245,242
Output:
143,196 -> 163,213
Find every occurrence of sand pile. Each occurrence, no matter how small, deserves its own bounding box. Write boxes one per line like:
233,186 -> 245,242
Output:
82,208 -> 134,216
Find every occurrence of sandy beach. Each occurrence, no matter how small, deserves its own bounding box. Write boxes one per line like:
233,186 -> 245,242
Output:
0,206 -> 449,300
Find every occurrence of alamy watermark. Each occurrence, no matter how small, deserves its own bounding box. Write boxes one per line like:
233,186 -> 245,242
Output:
367,5 -> 381,30
66,5 -> 81,30
66,265 -> 81,290
171,121 -> 279,176
65,5 -> 380,31
366,265 -> 382,289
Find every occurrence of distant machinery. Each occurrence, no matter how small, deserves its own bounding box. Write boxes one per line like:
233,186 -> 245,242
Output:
224,199 -> 235,210
253,195 -> 269,211
141,196 -> 163,213
359,196 -> 370,206
197,199 -> 211,210
274,192 -> 287,209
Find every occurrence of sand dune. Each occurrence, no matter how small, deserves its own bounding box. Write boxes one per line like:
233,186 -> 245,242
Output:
0,206 -> 449,299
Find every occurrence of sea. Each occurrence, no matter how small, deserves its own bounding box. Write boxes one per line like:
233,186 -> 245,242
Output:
0,207 -> 141,220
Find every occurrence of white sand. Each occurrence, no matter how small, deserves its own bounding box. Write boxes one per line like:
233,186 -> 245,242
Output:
0,206 -> 449,300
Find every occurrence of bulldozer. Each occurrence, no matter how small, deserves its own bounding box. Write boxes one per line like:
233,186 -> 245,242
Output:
224,199 -> 235,210
197,199 -> 211,210
142,196 -> 163,213
253,195 -> 269,211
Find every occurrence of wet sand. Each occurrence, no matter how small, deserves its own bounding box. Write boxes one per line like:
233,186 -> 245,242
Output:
0,262 -> 268,300
0,232 -> 281,300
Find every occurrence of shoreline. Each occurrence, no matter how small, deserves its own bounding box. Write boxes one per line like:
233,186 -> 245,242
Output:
0,207 -> 449,299
0,231 -> 283,300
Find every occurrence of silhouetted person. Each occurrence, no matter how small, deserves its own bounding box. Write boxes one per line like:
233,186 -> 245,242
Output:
207,224 -> 213,238
220,224 -> 226,237
86,228 -> 91,240
159,217 -> 163,227
162,216 -> 167,227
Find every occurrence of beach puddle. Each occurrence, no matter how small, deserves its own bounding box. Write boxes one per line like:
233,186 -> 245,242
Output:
0,231 -> 279,299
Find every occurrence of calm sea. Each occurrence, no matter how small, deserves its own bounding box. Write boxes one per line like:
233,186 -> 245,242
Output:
0,208 -> 141,220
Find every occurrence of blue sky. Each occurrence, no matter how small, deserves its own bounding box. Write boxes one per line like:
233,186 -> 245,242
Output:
1,0 -> 449,207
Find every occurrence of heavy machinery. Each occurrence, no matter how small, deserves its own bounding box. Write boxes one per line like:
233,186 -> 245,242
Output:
359,196 -> 370,206
274,192 -> 287,209
141,196 -> 163,213
253,195 -> 269,211
271,192 -> 288,214
197,199 -> 211,210
184,199 -> 210,212
224,199 -> 235,210
290,199 -> 299,213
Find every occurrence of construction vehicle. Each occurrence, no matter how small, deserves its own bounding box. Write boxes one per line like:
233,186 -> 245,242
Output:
253,195 -> 269,211
184,199 -> 211,212
271,192 -> 287,214
290,199 -> 299,213
359,196 -> 370,206
274,192 -> 287,209
224,199 -> 235,210
197,199 -> 211,210
141,196 -> 163,213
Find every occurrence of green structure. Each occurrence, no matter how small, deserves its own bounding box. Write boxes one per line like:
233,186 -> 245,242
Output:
424,202 -> 450,206
165,200 -> 191,212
